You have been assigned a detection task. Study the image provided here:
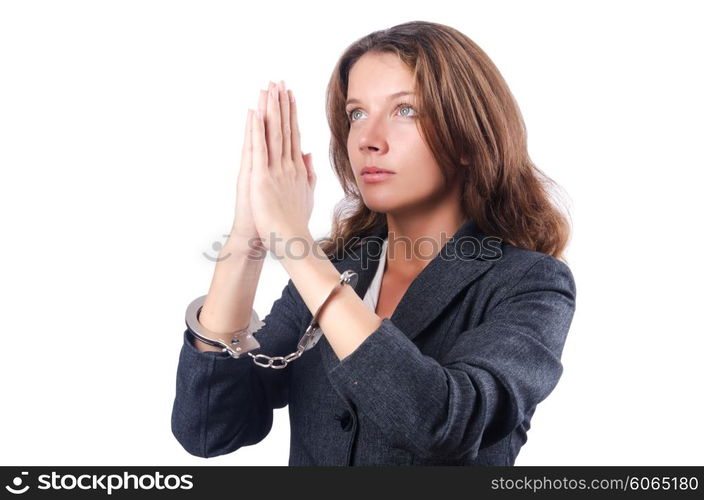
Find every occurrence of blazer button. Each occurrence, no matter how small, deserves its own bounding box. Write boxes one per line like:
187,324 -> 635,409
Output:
335,410 -> 354,432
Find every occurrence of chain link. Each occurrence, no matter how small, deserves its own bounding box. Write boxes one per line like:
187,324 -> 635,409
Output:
247,350 -> 303,369
243,323 -> 323,368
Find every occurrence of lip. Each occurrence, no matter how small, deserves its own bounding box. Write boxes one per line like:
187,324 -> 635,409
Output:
360,166 -> 395,184
361,166 -> 395,175
361,171 -> 395,184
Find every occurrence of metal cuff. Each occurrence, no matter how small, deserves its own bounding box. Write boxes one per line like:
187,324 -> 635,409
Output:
185,295 -> 262,358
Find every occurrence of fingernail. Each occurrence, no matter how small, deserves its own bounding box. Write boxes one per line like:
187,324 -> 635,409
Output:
289,89 -> 295,103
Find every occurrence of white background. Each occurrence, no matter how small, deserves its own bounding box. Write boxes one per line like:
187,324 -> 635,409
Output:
1,0 -> 702,466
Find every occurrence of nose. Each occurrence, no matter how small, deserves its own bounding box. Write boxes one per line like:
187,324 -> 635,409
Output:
356,114 -> 388,154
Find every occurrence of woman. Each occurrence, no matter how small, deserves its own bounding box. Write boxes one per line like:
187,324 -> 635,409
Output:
171,20 -> 577,466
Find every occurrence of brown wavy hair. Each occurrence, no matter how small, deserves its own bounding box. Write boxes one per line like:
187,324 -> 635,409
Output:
316,20 -> 572,262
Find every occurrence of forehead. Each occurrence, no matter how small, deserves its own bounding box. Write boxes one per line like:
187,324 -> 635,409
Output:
347,52 -> 415,97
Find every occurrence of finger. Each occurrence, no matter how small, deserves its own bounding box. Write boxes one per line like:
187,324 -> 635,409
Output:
258,88 -> 267,126
240,108 -> 253,181
266,81 -> 282,171
288,88 -> 306,176
252,106 -> 268,180
256,88 -> 268,180
278,81 -> 292,166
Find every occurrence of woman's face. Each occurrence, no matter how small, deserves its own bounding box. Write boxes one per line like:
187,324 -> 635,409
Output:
346,51 -> 448,216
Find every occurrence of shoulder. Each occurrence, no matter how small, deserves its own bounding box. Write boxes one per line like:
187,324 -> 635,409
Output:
481,241 -> 576,301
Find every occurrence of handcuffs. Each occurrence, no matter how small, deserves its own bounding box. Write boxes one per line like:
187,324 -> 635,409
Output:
185,270 -> 358,369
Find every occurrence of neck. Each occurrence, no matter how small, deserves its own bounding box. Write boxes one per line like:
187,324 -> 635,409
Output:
384,197 -> 466,279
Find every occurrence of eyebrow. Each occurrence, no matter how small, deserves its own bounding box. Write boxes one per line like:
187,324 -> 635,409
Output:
345,91 -> 415,107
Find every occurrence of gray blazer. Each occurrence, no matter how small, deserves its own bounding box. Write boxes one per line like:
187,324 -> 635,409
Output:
171,219 -> 577,466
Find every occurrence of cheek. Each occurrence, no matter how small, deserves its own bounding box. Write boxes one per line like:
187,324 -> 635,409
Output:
399,134 -> 443,180
346,134 -> 360,165
403,165 -> 445,195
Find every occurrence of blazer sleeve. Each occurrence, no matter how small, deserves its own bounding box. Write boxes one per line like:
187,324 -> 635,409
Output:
170,278 -> 306,458
325,254 -> 577,461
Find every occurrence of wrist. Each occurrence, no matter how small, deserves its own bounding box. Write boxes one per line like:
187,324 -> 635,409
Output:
221,235 -> 267,261
270,228 -> 315,260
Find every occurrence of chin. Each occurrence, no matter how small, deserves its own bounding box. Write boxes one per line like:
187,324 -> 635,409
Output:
361,196 -> 405,215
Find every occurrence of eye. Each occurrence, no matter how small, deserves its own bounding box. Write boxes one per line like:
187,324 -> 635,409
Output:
346,102 -> 418,123
397,103 -> 417,118
347,108 -> 364,122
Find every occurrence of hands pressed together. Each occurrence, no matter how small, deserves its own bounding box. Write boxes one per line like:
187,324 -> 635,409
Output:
231,80 -> 317,257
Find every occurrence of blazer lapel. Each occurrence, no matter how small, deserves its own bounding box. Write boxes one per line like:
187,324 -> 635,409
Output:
320,219 -> 497,368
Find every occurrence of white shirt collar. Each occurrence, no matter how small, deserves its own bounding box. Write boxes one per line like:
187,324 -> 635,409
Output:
362,237 -> 388,314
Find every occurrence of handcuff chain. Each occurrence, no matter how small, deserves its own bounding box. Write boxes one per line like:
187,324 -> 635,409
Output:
247,350 -> 303,369
185,270 -> 358,369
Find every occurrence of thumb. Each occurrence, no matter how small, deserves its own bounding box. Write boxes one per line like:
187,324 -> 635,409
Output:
303,152 -> 316,185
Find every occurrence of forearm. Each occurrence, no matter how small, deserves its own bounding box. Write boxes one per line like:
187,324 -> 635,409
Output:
194,236 -> 266,352
277,232 -> 383,360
